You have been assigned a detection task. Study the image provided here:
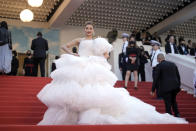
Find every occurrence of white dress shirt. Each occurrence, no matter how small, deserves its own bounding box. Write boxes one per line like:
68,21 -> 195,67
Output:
170,43 -> 175,54
151,49 -> 162,68
194,70 -> 196,86
122,41 -> 128,55
181,46 -> 185,52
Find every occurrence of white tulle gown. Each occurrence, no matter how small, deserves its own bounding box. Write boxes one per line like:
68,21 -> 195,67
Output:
37,38 -> 188,125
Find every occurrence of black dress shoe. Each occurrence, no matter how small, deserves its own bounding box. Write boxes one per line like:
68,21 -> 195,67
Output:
156,97 -> 163,100
124,86 -> 127,89
175,114 -> 181,117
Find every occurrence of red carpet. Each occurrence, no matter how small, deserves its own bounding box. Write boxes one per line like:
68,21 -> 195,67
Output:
0,76 -> 196,131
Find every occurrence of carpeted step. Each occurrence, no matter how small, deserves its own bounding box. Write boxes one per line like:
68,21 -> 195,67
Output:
0,111 -> 45,117
0,124 -> 196,131
0,76 -> 196,125
0,117 -> 41,125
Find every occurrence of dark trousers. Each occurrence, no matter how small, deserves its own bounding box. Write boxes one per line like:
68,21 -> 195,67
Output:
11,70 -> 17,76
33,57 -> 45,77
138,64 -> 145,81
8,69 -> 17,76
152,67 -> 161,98
162,90 -> 179,116
121,65 -> 127,80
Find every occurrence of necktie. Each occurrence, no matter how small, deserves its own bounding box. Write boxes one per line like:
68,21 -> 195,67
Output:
122,43 -> 125,53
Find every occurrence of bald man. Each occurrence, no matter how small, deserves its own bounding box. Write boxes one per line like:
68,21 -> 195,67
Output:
151,53 -> 181,117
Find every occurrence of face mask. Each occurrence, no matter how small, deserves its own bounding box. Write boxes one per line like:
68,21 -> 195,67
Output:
27,53 -> 31,56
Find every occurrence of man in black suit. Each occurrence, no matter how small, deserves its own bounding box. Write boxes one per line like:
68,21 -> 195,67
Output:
165,35 -> 179,54
118,52 -> 126,80
31,32 -> 48,77
165,30 -> 177,44
151,54 -> 181,117
178,39 -> 189,55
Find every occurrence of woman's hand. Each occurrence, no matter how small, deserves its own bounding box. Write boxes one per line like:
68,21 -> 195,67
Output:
103,52 -> 110,59
150,91 -> 155,96
61,38 -> 81,54
22,69 -> 25,75
129,57 -> 136,64
144,54 -> 149,59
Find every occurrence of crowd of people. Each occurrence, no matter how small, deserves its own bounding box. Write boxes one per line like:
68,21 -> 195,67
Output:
119,30 -> 196,83
118,30 -> 196,117
119,34 -> 150,86
131,29 -> 196,55
0,21 -> 48,77
119,33 -> 150,89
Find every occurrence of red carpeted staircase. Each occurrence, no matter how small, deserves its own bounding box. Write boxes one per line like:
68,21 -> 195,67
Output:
0,76 -> 196,131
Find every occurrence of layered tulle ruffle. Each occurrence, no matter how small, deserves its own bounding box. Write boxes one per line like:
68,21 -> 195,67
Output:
37,54 -> 188,125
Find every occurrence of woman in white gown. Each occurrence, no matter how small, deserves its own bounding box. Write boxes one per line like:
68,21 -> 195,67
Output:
37,21 -> 188,125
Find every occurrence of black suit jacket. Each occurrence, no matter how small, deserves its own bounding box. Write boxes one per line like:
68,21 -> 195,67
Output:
118,53 -> 123,69
178,45 -> 189,55
0,27 -> 12,49
139,51 -> 149,65
118,53 -> 127,68
190,48 -> 196,56
152,60 -> 181,96
31,37 -> 48,58
165,43 -> 179,54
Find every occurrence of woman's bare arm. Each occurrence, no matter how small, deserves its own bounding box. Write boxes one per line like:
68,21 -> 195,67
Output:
61,38 -> 81,55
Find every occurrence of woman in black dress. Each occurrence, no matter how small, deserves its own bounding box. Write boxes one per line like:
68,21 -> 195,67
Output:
23,50 -> 34,76
124,41 -> 140,89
